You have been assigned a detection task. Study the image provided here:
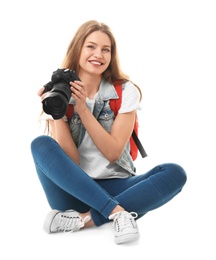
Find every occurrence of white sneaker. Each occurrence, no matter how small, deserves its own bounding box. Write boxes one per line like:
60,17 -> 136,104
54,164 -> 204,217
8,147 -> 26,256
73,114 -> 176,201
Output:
109,211 -> 139,244
43,209 -> 91,233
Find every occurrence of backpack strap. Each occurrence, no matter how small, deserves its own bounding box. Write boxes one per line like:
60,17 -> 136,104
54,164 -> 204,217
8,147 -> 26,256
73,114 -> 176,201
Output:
66,104 -> 74,120
110,84 -> 122,114
110,84 -> 147,159
131,128 -> 147,158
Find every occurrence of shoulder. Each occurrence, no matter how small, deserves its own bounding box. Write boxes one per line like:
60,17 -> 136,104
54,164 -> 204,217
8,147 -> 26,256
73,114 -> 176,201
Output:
118,81 -> 141,113
122,81 -> 140,102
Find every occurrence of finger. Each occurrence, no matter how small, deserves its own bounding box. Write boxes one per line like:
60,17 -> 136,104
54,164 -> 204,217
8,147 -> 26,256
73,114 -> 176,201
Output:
71,86 -> 81,96
71,80 -> 85,89
37,87 -> 45,96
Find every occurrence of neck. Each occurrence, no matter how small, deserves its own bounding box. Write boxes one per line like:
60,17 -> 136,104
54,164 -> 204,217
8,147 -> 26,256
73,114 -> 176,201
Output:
80,73 -> 102,99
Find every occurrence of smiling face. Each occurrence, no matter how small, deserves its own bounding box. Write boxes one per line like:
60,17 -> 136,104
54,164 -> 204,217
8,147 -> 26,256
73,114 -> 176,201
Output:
78,31 -> 112,78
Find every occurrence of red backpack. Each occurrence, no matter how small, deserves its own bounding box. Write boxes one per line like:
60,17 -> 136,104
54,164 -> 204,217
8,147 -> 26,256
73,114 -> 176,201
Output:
66,84 -> 147,161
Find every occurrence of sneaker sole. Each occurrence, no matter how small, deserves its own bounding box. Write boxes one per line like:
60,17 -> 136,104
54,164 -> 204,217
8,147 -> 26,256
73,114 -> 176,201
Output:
115,232 -> 140,244
43,210 -> 60,233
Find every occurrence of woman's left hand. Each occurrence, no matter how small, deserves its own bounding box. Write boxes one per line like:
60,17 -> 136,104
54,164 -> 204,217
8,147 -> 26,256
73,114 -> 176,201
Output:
70,81 -> 88,114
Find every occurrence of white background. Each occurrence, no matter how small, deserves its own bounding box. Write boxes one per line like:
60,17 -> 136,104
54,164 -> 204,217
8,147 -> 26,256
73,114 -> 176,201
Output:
0,0 -> 215,259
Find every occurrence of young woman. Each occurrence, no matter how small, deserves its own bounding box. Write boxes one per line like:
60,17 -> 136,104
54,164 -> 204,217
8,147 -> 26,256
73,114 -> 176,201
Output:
31,20 -> 187,245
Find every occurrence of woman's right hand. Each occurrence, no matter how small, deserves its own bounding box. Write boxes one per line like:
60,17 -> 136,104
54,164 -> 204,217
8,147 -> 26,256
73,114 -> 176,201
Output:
37,87 -> 51,102
37,87 -> 45,97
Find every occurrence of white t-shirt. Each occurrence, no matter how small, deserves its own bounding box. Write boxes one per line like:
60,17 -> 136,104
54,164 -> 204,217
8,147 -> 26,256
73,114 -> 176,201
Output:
78,81 -> 140,179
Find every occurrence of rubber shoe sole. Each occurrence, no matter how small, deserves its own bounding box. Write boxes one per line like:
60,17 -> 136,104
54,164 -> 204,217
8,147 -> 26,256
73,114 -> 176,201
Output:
115,232 -> 140,244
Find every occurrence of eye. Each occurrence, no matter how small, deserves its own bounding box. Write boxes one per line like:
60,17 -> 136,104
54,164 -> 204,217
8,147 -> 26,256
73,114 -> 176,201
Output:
87,45 -> 95,49
102,48 -> 111,53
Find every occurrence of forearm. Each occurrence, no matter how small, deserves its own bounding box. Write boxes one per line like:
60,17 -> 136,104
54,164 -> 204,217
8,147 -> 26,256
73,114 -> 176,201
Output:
49,119 -> 80,164
78,108 -> 130,162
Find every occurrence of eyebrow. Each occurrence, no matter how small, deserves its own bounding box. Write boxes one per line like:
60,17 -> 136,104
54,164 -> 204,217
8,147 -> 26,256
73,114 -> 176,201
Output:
86,41 -> 111,48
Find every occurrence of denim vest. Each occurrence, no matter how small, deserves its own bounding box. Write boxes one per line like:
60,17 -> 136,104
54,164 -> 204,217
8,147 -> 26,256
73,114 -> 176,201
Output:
68,79 -> 136,175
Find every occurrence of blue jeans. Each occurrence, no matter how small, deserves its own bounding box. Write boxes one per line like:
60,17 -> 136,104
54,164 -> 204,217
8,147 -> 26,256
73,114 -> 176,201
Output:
31,135 -> 187,226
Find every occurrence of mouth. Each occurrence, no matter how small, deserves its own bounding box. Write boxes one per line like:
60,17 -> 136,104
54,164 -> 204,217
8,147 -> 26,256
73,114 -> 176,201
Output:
89,60 -> 104,66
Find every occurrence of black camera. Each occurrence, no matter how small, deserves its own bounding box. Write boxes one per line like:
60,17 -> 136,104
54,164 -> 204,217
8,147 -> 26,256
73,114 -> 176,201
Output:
42,68 -> 80,119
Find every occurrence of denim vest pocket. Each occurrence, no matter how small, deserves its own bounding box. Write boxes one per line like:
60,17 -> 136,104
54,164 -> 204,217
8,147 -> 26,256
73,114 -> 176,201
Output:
98,108 -> 114,132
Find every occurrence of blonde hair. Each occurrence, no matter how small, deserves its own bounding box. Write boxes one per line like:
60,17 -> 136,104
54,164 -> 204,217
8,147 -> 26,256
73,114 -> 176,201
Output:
61,20 -> 142,99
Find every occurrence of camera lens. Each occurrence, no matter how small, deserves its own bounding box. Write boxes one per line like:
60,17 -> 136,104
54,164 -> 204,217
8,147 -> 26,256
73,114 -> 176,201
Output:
42,82 -> 71,119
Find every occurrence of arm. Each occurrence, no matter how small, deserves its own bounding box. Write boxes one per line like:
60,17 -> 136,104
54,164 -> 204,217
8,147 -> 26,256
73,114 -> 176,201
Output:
48,119 -> 80,164
38,86 -> 80,164
71,81 -> 135,162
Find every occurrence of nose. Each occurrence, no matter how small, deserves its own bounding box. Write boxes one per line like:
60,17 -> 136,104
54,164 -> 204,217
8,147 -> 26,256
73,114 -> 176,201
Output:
93,49 -> 103,58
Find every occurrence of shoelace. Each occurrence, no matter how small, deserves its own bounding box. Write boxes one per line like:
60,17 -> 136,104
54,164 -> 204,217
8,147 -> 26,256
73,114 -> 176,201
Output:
58,215 -> 90,233
112,212 -> 138,232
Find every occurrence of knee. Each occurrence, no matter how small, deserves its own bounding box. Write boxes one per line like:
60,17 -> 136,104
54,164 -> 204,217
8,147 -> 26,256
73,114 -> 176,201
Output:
31,135 -> 51,148
30,135 -> 53,156
168,163 -> 187,188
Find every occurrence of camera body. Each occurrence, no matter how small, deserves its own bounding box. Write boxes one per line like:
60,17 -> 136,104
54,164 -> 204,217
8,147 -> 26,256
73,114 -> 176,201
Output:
42,68 -> 80,119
